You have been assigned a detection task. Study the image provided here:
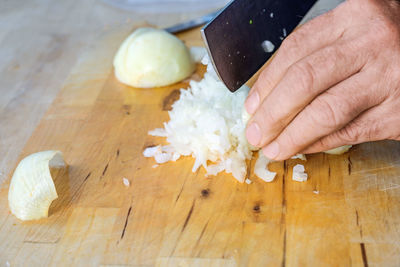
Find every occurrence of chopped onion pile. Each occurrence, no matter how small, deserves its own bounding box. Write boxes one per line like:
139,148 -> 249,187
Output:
144,56 -> 262,183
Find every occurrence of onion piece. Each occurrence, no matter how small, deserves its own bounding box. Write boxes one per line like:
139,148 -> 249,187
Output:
148,128 -> 167,137
291,154 -> 307,161
261,40 -> 275,53
324,145 -> 352,155
254,151 -> 276,182
113,28 -> 195,88
143,146 -> 162,158
292,164 -> 308,182
154,152 -> 172,164
190,46 -> 207,63
123,177 -> 130,187
8,151 -> 66,221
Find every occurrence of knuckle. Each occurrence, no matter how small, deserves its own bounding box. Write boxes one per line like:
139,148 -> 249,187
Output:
318,137 -> 331,150
258,102 -> 285,131
280,30 -> 305,56
314,136 -> 337,152
255,103 -> 287,146
281,130 -> 302,150
306,97 -> 340,129
337,119 -> 379,143
337,124 -> 361,143
288,62 -> 315,95
363,120 -> 380,141
256,73 -> 275,96
323,45 -> 343,63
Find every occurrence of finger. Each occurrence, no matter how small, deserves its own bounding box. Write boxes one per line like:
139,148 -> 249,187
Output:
260,73 -> 384,160
302,101 -> 396,154
246,40 -> 367,148
245,3 -> 348,114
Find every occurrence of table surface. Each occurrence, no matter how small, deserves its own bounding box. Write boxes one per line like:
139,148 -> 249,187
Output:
0,0 -> 217,185
5,1 -> 399,267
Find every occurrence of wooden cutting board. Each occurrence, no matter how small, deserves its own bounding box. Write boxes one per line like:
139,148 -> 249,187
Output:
0,26 -> 400,267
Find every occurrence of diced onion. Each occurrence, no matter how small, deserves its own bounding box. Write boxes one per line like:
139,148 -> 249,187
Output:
292,164 -> 308,182
254,151 -> 276,182
144,55 -> 257,182
291,154 -> 307,160
261,40 -> 275,53
123,178 -> 130,187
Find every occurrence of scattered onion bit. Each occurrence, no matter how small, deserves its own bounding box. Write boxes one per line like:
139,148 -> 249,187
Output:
292,164 -> 308,182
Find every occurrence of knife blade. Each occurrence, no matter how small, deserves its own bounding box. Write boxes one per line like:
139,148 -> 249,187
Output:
201,0 -> 318,92
164,10 -> 220,34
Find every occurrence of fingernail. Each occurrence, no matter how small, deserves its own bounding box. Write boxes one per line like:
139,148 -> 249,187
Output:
245,91 -> 260,114
263,141 -> 280,159
246,122 -> 261,146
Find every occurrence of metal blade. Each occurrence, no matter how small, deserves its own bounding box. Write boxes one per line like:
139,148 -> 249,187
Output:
164,10 -> 220,34
201,0 -> 318,92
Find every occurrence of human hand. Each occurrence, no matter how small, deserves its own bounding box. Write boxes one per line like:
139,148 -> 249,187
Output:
245,0 -> 400,160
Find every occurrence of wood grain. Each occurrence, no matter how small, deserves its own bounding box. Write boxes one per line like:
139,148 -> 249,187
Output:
1,21 -> 400,267
0,0 -> 217,186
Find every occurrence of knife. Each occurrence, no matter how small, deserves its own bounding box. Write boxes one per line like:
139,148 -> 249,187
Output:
164,10 -> 221,34
201,0 -> 318,92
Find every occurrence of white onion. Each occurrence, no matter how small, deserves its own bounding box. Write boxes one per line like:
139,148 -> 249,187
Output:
143,145 -> 173,164
114,28 -> 195,88
145,55 -> 256,182
189,46 -> 207,63
324,145 -> 352,155
123,178 -> 130,187
293,164 -> 305,173
143,145 -> 162,158
291,154 -> 307,160
254,151 -> 276,182
8,151 -> 66,221
292,164 -> 308,182
154,152 -> 172,164
148,128 -> 167,137
261,40 -> 275,53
